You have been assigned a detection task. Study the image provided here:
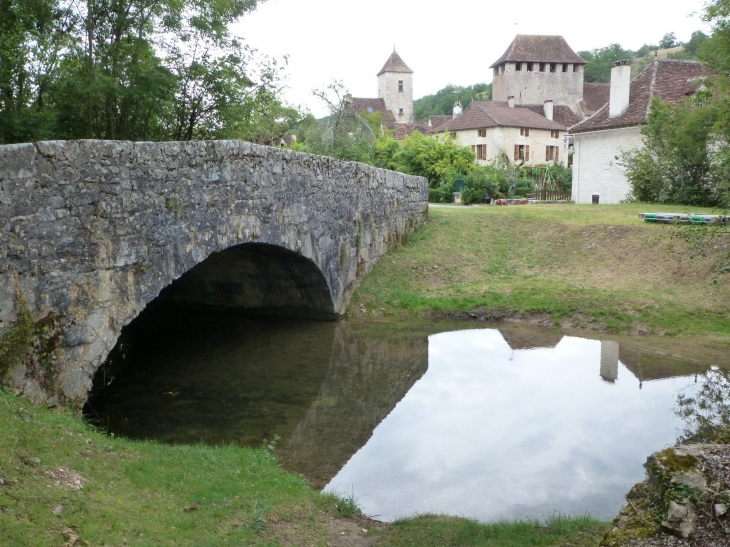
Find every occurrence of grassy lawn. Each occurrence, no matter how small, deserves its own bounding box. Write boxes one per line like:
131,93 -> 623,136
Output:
351,203 -> 730,338
0,388 -> 607,546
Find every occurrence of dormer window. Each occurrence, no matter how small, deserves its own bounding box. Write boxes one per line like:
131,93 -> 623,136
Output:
398,80 -> 404,92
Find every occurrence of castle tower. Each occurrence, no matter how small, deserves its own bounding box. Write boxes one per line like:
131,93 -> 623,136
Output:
490,35 -> 587,116
377,50 -> 413,124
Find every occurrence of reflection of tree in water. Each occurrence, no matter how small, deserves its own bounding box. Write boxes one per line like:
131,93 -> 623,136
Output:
676,367 -> 730,443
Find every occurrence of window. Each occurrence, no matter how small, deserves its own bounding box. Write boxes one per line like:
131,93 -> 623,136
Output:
551,130 -> 560,138
572,64 -> 579,72
562,63 -> 569,72
527,62 -> 534,72
545,145 -> 559,161
500,64 -> 505,74
398,108 -> 404,116
514,144 -> 529,161
450,132 -> 457,138
540,62 -> 546,72
520,128 -> 530,137
477,128 -> 487,137
398,80 -> 404,92
476,144 -> 487,160
550,63 -> 556,72
516,62 -> 522,71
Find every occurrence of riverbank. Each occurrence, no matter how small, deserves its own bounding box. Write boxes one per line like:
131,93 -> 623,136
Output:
350,203 -> 730,339
0,388 -> 607,546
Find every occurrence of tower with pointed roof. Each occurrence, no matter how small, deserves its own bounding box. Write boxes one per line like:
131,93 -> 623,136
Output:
377,49 -> 413,124
490,35 -> 587,116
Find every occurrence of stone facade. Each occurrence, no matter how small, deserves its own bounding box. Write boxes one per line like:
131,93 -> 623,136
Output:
378,70 -> 413,124
447,126 -> 566,167
571,127 -> 642,204
0,140 -> 428,406
492,62 -> 585,116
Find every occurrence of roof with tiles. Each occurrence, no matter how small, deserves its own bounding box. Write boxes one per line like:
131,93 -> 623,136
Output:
570,60 -> 705,133
385,122 -> 430,140
516,104 -> 581,128
428,101 -> 567,133
377,50 -> 413,76
428,115 -> 452,128
490,35 -> 586,68
350,97 -> 397,124
581,83 -> 610,116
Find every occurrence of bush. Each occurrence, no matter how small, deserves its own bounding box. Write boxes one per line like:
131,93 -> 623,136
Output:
428,188 -> 440,202
461,166 -> 506,205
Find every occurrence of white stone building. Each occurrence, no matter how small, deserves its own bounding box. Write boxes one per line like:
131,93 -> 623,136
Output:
570,59 -> 705,204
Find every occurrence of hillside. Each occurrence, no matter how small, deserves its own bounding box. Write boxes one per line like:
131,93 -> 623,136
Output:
413,83 -> 492,122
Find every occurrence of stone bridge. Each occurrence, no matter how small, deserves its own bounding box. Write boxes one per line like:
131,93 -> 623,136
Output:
0,140 -> 427,406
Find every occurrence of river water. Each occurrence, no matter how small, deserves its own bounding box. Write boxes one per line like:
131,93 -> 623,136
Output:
85,308 -> 729,523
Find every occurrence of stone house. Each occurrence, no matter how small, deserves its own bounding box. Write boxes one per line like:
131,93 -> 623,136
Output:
427,99 -> 570,166
569,59 -> 705,204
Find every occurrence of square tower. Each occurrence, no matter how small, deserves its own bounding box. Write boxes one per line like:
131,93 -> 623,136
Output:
377,50 -> 414,124
490,35 -> 587,116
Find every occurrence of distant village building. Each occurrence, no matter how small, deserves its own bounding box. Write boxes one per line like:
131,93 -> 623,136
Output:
569,59 -> 705,204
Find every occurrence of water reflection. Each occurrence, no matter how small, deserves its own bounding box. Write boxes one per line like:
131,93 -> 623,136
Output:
325,330 -> 711,522
86,313 -> 727,523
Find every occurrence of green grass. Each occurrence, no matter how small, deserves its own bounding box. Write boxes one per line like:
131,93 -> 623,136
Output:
0,388 -> 608,546
352,204 -> 730,337
380,513 -> 607,547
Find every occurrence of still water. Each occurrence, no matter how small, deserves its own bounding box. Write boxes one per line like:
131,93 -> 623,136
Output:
86,310 -> 725,523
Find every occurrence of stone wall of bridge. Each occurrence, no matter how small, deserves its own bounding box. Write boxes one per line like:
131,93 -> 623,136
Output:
0,140 -> 427,406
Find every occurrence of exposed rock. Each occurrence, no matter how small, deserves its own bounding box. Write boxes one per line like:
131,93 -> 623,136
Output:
601,444 -> 730,547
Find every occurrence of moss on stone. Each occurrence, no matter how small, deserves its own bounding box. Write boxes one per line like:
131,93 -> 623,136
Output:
0,290 -> 35,379
655,448 -> 700,473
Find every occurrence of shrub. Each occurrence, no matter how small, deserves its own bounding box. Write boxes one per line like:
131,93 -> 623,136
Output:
461,166 -> 507,204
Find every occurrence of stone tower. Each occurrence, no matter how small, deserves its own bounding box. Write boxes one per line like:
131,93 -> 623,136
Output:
490,35 -> 587,116
377,50 -> 413,124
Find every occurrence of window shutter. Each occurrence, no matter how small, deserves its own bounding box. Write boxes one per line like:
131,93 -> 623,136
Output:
546,146 -> 550,161
526,145 -> 530,161
555,147 -> 559,161
514,144 -> 518,161
484,145 -> 487,160
471,145 -> 476,152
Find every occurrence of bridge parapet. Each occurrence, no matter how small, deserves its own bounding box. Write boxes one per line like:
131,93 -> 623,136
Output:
0,140 -> 427,406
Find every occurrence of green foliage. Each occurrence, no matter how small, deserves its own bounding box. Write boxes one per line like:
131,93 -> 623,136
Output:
659,32 -> 679,49
0,0 -> 297,144
578,44 -> 634,83
461,166 -> 506,205
396,131 -> 475,187
413,83 -> 491,122
621,97 -> 722,206
669,31 -> 709,60
676,367 -> 730,442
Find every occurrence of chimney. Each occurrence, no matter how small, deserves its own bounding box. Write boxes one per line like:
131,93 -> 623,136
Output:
609,60 -> 631,118
543,99 -> 554,121
453,101 -> 463,118
507,96 -> 514,108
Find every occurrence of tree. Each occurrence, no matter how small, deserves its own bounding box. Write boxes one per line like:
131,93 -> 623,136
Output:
659,32 -> 678,49
621,96 -> 721,206
396,131 -> 475,187
578,44 -> 634,83
413,83 -> 491,121
304,81 -> 376,163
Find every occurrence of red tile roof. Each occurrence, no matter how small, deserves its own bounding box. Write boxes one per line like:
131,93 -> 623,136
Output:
428,115 -> 452,128
490,35 -> 586,68
580,83 -> 610,116
385,122 -> 430,140
515,104 -> 581,128
570,60 -> 705,133
377,50 -> 413,76
428,101 -> 567,133
351,97 -> 397,124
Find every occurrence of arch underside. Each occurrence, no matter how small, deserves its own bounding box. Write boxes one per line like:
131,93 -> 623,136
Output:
155,243 -> 336,320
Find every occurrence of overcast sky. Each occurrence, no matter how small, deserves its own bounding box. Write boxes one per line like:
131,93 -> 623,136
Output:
233,0 -> 711,117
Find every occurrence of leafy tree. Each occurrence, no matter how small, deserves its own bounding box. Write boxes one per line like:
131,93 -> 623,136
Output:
396,131 -> 475,187
659,32 -> 678,49
578,44 -> 634,83
413,83 -> 491,121
304,81 -> 375,163
684,30 -> 710,57
621,96 -> 720,206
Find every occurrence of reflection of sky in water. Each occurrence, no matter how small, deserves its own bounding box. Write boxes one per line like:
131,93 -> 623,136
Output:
325,329 -> 700,522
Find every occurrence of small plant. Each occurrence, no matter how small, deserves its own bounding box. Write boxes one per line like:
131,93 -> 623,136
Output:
323,490 -> 361,518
